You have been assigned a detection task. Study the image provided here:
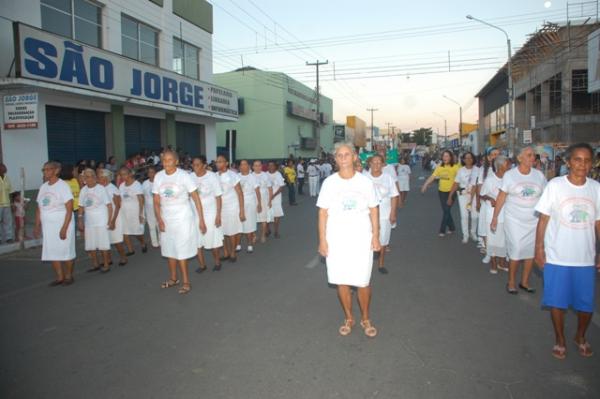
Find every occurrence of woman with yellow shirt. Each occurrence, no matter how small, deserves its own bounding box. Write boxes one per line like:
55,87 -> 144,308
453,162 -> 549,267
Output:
421,150 -> 460,237
61,165 -> 81,226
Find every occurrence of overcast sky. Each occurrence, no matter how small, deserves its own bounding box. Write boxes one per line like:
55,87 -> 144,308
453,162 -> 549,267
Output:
211,0 -> 596,135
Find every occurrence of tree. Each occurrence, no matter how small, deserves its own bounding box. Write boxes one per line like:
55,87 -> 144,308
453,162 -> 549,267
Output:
412,127 -> 433,146
400,132 -> 413,143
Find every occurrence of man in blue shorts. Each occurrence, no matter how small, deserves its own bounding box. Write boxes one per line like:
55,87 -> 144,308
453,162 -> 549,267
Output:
535,143 -> 600,360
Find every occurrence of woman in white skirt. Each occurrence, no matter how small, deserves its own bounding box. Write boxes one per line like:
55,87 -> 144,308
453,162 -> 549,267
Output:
216,154 -> 245,262
367,154 -> 399,273
448,152 -> 479,244
238,160 -> 261,253
118,167 -> 147,255
98,169 -> 128,266
396,157 -> 411,207
252,160 -> 273,243
153,150 -> 206,294
267,161 -> 286,238
491,146 -> 546,294
191,156 -> 224,272
142,166 -> 160,248
318,143 -> 381,338
77,169 -> 113,273
480,155 -> 510,274
33,161 -> 76,286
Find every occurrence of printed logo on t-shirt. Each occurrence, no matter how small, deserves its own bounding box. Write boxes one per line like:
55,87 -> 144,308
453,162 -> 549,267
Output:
559,197 -> 595,230
160,183 -> 180,201
40,192 -> 60,210
513,182 -> 541,204
342,196 -> 358,211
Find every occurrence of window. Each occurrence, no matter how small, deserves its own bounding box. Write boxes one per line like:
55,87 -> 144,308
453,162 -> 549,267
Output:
121,15 -> 159,66
173,37 -> 200,79
571,69 -> 600,114
41,0 -> 102,47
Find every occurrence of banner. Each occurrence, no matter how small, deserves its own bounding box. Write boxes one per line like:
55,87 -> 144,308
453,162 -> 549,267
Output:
3,92 -> 38,129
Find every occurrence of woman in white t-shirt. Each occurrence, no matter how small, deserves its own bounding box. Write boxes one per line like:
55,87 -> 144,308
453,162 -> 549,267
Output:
479,155 -> 510,274
98,169 -> 129,266
318,143 -> 381,338
33,161 -> 76,286
534,143 -> 599,360
217,154 -> 245,262
475,148 -> 500,254
267,161 -> 286,238
491,146 -> 546,294
253,160 -> 273,243
153,150 -> 206,294
191,156 -> 224,272
367,154 -> 399,273
397,157 -> 411,207
448,152 -> 479,244
118,167 -> 147,255
142,166 -> 160,248
239,160 -> 261,253
78,169 -> 113,272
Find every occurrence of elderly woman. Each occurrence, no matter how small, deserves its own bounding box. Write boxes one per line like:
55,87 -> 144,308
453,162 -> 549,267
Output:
34,162 -> 76,286
366,154 -> 399,273
118,167 -> 147,255
191,156 -> 224,272
491,146 -> 546,294
252,160 -> 273,243
480,155 -> 510,274
239,160 -> 261,253
216,154 -> 245,262
153,150 -> 206,294
98,169 -> 128,266
77,168 -> 113,273
318,143 -> 380,338
142,166 -> 160,248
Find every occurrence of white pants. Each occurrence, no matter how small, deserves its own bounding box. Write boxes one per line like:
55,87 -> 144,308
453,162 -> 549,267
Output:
0,206 -> 13,242
457,193 -> 478,240
308,176 -> 319,197
145,205 -> 159,247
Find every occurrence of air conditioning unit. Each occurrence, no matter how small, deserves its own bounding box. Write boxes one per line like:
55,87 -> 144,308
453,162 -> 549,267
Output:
300,137 -> 316,150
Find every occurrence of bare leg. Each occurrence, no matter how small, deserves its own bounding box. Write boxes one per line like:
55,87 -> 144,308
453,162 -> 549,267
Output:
336,285 -> 353,321
211,248 -> 221,266
64,260 -> 74,280
260,222 -> 267,242
490,256 -> 497,272
51,261 -> 64,281
114,243 -> 128,263
135,234 -> 146,247
102,250 -> 110,268
521,258 -> 534,287
508,259 -> 519,289
273,217 -> 281,237
89,251 -> 98,268
123,235 -> 133,253
550,307 -> 566,347
231,234 -> 241,259
575,312 -> 593,345
178,259 -> 190,285
357,286 -> 372,322
167,258 -> 178,281
196,248 -> 207,268
378,247 -> 386,268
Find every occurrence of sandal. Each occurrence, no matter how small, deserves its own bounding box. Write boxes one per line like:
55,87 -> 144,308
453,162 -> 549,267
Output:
574,340 -> 594,357
86,266 -> 101,273
518,283 -> 536,294
360,320 -> 378,338
552,344 -> 566,360
161,279 -> 180,289
62,277 -> 74,286
506,284 -> 518,295
48,280 -> 64,287
338,319 -> 355,336
178,283 -> 191,295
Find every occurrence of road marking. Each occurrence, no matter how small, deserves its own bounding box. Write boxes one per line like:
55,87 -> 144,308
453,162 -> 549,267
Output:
304,255 -> 321,269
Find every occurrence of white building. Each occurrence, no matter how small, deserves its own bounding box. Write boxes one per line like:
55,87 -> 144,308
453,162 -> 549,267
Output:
0,0 -> 238,190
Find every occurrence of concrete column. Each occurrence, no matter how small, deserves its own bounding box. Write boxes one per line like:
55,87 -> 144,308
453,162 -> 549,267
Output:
204,121 -> 217,162
110,104 -> 125,164
165,113 -> 176,148
525,90 -> 534,127
540,81 -> 550,121
561,66 -> 572,143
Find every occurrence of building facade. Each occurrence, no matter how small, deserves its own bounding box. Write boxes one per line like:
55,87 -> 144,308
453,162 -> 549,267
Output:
0,0 -> 238,190
214,68 -> 333,160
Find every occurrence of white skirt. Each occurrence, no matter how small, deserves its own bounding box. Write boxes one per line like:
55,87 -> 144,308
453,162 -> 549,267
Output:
242,199 -> 258,233
257,189 -> 270,223
379,218 -> 392,246
160,216 -> 198,260
504,215 -> 536,260
271,194 -> 284,218
221,204 -> 243,236
121,202 -> 144,235
326,217 -> 373,288
109,213 -> 124,244
84,226 -> 110,251
486,222 -> 506,258
41,213 -> 76,261
478,202 -> 489,237
398,177 -> 410,192
193,205 -> 224,250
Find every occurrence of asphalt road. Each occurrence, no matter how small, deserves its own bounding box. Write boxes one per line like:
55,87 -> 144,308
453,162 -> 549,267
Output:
1,169 -> 599,399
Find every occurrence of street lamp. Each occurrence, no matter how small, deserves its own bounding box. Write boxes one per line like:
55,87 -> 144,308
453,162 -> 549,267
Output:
432,112 -> 448,148
442,95 -> 462,150
466,14 -> 514,156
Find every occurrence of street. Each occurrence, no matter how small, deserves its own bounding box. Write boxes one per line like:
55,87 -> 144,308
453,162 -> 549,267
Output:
1,170 -> 599,399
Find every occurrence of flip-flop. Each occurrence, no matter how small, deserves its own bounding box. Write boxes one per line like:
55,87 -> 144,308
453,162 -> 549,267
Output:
552,344 -> 566,360
339,319 -> 355,336
518,283 -> 536,294
506,284 -> 518,295
574,340 -> 594,357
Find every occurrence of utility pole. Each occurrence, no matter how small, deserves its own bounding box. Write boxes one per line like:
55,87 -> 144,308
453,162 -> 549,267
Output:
306,60 -> 328,157
367,108 -> 378,151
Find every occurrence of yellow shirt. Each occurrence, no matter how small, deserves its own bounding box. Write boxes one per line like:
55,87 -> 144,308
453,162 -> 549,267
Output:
283,166 -> 296,184
432,164 -> 460,192
0,175 -> 11,207
65,178 -> 80,210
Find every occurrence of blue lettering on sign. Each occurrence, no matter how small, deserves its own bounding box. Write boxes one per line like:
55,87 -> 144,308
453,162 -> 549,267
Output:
59,41 -> 88,85
163,77 -> 178,103
180,82 -> 193,106
24,37 -> 58,78
144,72 -> 161,100
194,86 -> 204,109
90,57 -> 113,89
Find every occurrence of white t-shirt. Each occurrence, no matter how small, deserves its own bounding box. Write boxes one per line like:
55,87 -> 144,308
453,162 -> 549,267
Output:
383,163 -> 398,179
367,172 -> 398,219
37,179 -> 73,216
253,172 -> 272,194
104,183 -> 120,211
219,170 -> 241,208
119,181 -> 143,205
480,172 -> 504,223
472,165 -> 489,186
320,163 -> 332,178
296,163 -> 305,178
79,184 -> 111,227
152,168 -> 197,220
535,176 -> 600,266
500,167 -> 546,222
192,171 -> 222,215
397,164 -> 411,181
268,171 -> 286,190
455,166 -> 478,191
317,172 -> 379,222
142,179 -> 154,208
239,173 -> 259,202
307,164 -> 319,177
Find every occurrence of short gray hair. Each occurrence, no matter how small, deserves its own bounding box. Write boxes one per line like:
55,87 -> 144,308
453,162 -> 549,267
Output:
334,142 -> 356,155
493,154 -> 509,171
97,168 -> 113,180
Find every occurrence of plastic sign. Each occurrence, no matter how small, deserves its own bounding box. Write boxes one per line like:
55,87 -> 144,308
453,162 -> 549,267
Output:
15,23 -> 238,119
3,92 -> 38,129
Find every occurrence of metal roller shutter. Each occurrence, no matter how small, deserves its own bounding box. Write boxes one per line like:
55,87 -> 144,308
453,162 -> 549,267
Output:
176,122 -> 202,157
124,116 -> 161,157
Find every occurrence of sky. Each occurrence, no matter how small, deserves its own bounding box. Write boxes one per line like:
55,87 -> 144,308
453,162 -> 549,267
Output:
210,0 -> 597,136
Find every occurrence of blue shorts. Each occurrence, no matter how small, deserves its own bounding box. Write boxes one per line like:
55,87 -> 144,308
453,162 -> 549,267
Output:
542,264 -> 596,313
